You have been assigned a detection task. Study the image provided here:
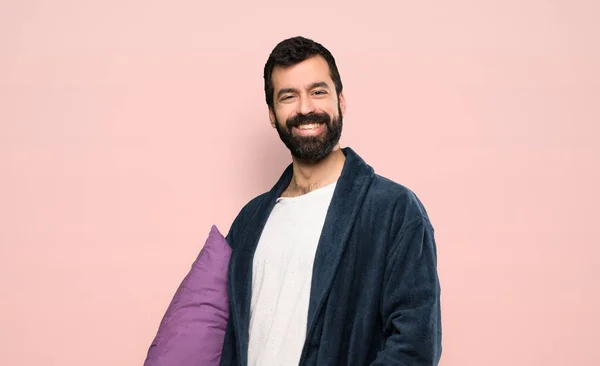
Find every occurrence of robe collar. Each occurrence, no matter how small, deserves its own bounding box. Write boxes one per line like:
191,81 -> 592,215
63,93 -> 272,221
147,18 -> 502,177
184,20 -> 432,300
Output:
229,146 -> 375,364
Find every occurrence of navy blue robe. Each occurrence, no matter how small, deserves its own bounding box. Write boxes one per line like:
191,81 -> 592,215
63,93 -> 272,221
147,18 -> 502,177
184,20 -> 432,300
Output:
220,147 -> 442,365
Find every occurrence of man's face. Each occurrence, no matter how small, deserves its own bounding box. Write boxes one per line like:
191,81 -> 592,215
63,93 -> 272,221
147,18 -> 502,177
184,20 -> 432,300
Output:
269,55 -> 346,163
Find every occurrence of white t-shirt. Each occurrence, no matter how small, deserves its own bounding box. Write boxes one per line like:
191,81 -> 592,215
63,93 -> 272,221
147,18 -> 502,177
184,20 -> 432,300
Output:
247,181 -> 337,366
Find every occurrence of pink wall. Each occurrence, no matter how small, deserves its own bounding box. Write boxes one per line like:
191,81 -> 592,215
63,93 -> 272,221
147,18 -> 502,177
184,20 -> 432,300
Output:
1,1 -> 598,365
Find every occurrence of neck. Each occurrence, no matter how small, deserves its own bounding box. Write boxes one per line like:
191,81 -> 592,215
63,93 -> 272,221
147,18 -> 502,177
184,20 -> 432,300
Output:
284,146 -> 345,197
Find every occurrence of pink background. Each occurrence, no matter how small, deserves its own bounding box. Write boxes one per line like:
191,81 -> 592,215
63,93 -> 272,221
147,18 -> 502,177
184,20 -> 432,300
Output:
1,1 -> 598,365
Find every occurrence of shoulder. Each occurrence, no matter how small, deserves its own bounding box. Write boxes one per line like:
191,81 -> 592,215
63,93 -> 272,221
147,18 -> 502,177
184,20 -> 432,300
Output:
225,191 -> 269,246
237,192 -> 268,218
368,173 -> 433,229
366,175 -> 437,262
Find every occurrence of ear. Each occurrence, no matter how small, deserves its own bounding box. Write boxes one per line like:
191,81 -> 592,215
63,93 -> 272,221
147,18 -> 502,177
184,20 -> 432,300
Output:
268,107 -> 276,128
339,92 -> 347,117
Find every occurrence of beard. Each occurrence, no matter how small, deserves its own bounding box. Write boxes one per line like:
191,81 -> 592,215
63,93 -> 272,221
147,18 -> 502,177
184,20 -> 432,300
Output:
274,104 -> 343,164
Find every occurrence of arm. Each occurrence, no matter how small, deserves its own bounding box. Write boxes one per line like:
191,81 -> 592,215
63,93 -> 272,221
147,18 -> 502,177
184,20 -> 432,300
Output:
219,223 -> 240,366
219,308 -> 238,365
370,217 -> 442,366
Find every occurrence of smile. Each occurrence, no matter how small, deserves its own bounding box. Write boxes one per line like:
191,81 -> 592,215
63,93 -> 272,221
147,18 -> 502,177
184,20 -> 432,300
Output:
297,123 -> 322,130
292,123 -> 326,136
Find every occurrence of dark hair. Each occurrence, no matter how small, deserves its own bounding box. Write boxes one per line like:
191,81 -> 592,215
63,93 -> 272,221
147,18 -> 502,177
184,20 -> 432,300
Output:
263,36 -> 343,109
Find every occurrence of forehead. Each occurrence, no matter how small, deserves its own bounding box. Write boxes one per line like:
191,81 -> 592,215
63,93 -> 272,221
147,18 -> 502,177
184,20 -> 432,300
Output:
271,55 -> 333,90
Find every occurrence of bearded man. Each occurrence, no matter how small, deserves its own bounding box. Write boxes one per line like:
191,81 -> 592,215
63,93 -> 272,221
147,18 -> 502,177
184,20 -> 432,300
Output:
220,36 -> 442,366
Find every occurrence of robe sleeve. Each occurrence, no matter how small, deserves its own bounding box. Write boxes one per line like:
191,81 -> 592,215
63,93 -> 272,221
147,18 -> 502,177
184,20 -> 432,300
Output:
370,216 -> 442,366
219,213 -> 243,366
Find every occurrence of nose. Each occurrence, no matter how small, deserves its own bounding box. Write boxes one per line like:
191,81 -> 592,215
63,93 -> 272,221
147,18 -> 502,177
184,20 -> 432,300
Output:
298,95 -> 315,115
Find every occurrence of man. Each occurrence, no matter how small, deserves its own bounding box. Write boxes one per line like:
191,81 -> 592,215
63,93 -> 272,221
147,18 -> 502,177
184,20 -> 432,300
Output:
220,36 -> 442,366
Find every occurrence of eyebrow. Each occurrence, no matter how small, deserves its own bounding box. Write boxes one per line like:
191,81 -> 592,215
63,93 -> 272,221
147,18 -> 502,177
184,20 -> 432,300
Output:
276,81 -> 331,99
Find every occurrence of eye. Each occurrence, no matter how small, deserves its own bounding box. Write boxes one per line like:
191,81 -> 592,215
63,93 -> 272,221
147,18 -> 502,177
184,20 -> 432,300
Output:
313,89 -> 328,96
281,95 -> 294,101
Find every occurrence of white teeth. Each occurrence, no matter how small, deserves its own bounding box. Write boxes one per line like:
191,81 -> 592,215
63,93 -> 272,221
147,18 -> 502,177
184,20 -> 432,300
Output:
298,123 -> 320,130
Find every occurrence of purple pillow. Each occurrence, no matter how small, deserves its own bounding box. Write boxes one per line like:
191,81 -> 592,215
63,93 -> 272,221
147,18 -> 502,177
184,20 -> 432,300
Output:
144,225 -> 231,366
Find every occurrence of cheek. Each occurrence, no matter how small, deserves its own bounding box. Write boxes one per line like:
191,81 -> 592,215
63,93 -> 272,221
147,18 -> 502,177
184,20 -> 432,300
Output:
317,101 -> 338,118
275,105 -> 295,123
274,111 -> 287,124
318,97 -> 338,111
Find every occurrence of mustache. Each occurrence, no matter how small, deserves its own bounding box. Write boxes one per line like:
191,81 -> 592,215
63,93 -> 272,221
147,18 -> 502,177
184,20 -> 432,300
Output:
286,112 -> 330,129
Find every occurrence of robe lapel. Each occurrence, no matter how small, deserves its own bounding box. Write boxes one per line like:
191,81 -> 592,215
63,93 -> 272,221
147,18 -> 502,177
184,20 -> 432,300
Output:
305,147 -> 375,337
228,163 -> 293,365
